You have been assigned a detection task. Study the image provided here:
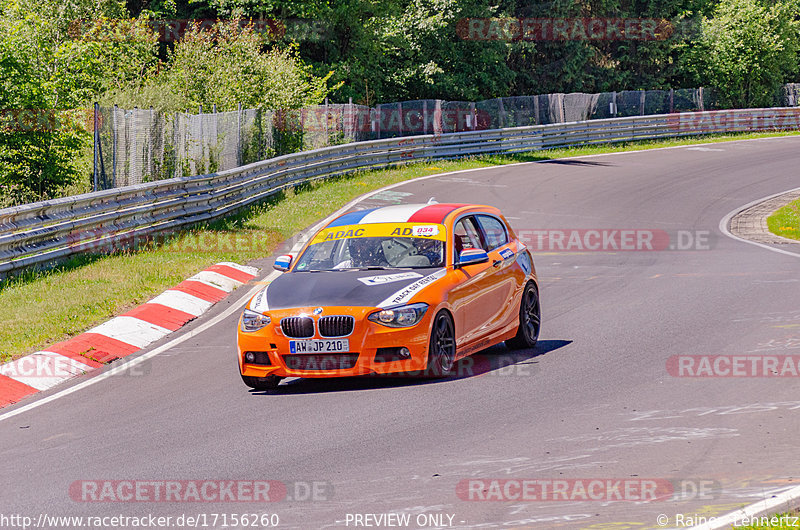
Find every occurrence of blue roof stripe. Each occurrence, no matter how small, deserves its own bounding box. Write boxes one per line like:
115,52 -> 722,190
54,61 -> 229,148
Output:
326,208 -> 377,227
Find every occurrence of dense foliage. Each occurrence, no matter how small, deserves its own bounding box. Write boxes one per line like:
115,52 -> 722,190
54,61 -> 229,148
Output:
0,0 -> 799,204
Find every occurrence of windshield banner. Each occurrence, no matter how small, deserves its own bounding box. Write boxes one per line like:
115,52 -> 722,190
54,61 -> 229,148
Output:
311,223 -> 447,245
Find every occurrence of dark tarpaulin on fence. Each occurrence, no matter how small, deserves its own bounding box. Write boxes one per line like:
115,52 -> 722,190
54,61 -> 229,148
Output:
96,86 -> 800,190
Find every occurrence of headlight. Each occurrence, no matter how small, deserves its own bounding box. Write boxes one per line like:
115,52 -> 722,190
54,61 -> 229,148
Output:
368,303 -> 428,328
241,309 -> 271,332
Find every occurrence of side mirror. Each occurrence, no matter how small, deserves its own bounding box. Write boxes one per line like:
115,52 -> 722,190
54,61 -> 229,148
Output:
457,248 -> 489,267
273,254 -> 293,271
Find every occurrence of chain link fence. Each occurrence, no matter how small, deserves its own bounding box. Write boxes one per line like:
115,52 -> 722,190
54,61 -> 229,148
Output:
95,86 -> 798,189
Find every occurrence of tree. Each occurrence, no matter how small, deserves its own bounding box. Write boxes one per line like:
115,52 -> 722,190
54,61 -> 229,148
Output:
285,0 -> 517,103
0,0 -> 159,205
106,18 -> 337,111
164,19 -> 335,111
685,0 -> 800,108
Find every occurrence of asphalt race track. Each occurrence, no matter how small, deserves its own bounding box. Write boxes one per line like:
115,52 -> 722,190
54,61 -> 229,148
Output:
2,136 -> 800,529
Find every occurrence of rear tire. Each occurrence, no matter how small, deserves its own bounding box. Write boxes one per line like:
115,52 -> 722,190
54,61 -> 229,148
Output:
423,311 -> 456,378
241,374 -> 282,390
506,282 -> 540,350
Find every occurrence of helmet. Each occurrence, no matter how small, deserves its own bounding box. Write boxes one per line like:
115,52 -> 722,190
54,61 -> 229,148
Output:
348,238 -> 383,266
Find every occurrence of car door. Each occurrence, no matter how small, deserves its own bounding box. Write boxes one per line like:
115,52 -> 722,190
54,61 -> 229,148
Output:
473,214 -> 518,334
448,215 -> 506,352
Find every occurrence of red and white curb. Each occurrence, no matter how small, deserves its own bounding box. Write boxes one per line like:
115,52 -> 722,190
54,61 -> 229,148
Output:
0,262 -> 258,408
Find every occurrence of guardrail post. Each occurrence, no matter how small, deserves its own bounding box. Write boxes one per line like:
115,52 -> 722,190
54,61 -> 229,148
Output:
237,102 -> 242,166
698,87 -> 704,112
93,102 -> 99,192
112,105 -> 117,188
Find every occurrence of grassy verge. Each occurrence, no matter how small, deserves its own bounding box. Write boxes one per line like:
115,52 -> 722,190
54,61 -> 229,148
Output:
767,197 -> 800,241
2,130 -> 798,363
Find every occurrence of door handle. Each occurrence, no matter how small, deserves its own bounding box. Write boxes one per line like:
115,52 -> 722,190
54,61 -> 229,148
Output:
493,259 -> 502,267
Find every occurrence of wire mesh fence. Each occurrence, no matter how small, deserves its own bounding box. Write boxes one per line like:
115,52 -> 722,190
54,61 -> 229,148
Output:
94,86 -> 798,189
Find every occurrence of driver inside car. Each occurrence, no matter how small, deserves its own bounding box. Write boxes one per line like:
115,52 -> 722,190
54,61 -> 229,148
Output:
334,237 -> 390,269
412,237 -> 443,267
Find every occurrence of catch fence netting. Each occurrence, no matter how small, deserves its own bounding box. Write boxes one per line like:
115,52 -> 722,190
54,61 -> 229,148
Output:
95,86 -> 797,189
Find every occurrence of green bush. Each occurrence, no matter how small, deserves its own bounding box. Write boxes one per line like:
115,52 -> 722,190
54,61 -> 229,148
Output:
684,0 -> 800,109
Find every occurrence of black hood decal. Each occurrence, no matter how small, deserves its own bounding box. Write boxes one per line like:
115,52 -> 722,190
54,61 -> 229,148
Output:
259,268 -> 445,310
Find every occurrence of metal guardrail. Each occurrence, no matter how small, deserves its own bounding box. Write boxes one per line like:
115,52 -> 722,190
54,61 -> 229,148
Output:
2,107 -> 800,278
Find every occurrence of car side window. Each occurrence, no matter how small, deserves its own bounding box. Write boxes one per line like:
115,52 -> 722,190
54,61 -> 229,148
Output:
476,215 -> 508,250
453,216 -> 486,261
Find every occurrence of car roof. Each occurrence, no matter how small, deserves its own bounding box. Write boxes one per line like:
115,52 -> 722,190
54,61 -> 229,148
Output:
326,203 -> 495,228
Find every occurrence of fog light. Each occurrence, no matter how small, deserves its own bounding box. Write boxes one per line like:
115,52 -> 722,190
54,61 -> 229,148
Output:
375,347 -> 412,363
243,351 -> 272,365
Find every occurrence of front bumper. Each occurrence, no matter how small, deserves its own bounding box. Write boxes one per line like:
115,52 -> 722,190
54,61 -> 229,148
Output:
237,306 -> 433,378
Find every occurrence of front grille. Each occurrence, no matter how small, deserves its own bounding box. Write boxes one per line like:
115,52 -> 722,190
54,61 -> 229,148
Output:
282,354 -> 359,371
318,315 -> 354,337
280,317 -> 314,338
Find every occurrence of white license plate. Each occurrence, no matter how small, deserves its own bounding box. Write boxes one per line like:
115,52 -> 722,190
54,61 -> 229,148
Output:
289,339 -> 350,354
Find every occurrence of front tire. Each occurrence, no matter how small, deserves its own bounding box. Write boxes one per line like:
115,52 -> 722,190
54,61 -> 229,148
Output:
424,311 -> 456,377
506,282 -> 540,350
241,374 -> 282,390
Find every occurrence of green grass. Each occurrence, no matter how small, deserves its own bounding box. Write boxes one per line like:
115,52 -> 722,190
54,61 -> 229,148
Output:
1,130 -> 798,363
767,197 -> 800,241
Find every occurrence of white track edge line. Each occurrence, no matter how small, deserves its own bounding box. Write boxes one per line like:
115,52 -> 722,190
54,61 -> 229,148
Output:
701,185 -> 800,526
0,182 -> 387,421
689,484 -> 800,529
2,133 -> 798,421
718,184 -> 800,259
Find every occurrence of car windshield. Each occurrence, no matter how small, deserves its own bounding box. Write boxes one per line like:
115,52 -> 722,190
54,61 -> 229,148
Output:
294,223 -> 446,271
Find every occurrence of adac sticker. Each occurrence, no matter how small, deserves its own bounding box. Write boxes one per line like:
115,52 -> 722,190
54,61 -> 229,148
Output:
311,223 -> 446,245
358,272 -> 423,286
499,247 -> 514,260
